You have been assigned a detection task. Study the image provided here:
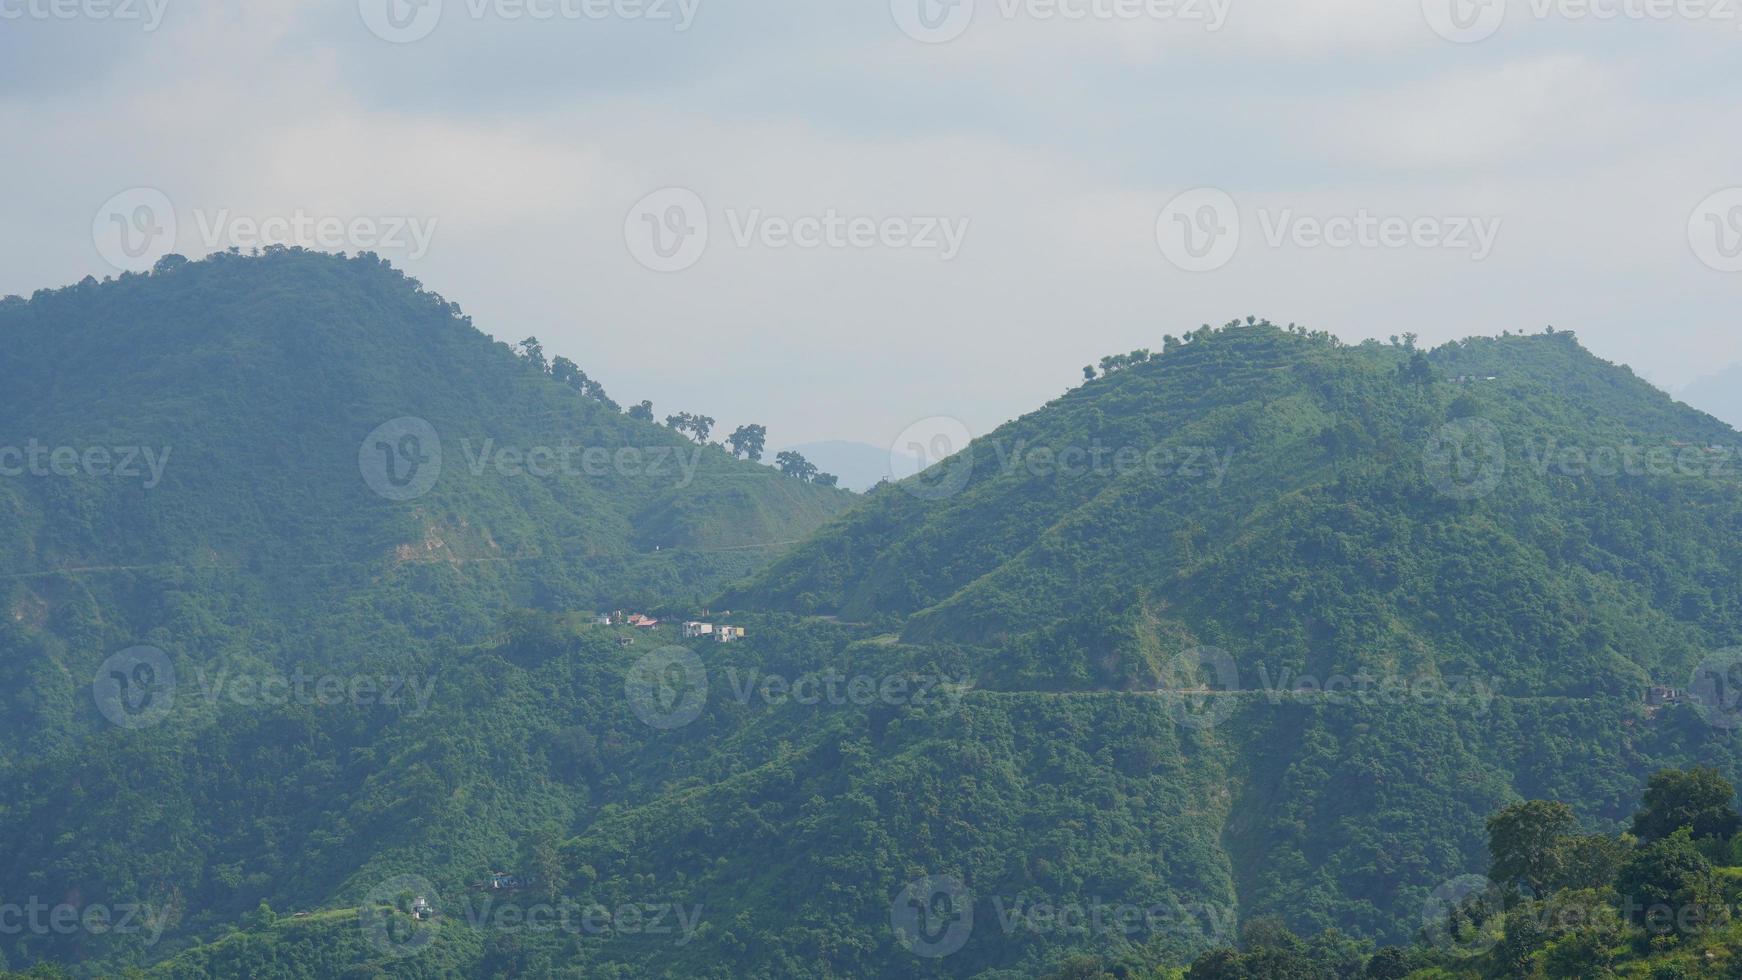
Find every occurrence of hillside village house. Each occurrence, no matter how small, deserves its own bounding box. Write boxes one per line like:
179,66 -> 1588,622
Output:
683,622 -> 746,642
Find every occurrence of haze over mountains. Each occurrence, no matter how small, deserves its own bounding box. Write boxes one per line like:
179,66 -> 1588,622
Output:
5,256 -> 1742,977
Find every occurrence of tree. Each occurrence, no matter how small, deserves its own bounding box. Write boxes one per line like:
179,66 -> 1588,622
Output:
1487,800 -> 1578,897
629,400 -> 655,422
1363,947 -> 1409,979
1082,365 -> 1096,381
664,412 -> 714,442
550,356 -> 581,387
814,473 -> 839,488
775,451 -> 817,482
1630,768 -> 1740,843
516,337 -> 546,371
727,424 -> 767,461
728,422 -> 769,463
1615,828 -> 1723,933
1549,832 -> 1631,892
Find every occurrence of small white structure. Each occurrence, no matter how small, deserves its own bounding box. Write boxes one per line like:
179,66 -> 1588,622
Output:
716,626 -> 746,643
683,621 -> 714,638
412,897 -> 433,920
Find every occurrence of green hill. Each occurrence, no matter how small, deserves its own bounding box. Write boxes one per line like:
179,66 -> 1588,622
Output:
0,248 -> 850,754
10,302 -> 1742,977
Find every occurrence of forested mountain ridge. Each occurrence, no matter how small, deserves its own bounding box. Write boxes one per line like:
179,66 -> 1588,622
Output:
731,322 -> 1742,701
9,288 -> 1742,978
0,248 -> 850,753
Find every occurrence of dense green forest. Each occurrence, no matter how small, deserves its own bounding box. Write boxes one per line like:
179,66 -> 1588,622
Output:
6,258 -> 1742,976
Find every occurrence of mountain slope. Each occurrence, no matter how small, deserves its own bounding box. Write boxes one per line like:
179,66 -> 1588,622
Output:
0,248 -> 851,757
12,310 -> 1742,978
731,324 -> 1742,699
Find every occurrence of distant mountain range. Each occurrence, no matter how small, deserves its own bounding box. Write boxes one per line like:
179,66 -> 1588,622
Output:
1679,362 -> 1742,430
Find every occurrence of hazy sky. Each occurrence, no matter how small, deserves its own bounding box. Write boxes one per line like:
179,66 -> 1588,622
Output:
4,0 -> 1740,449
